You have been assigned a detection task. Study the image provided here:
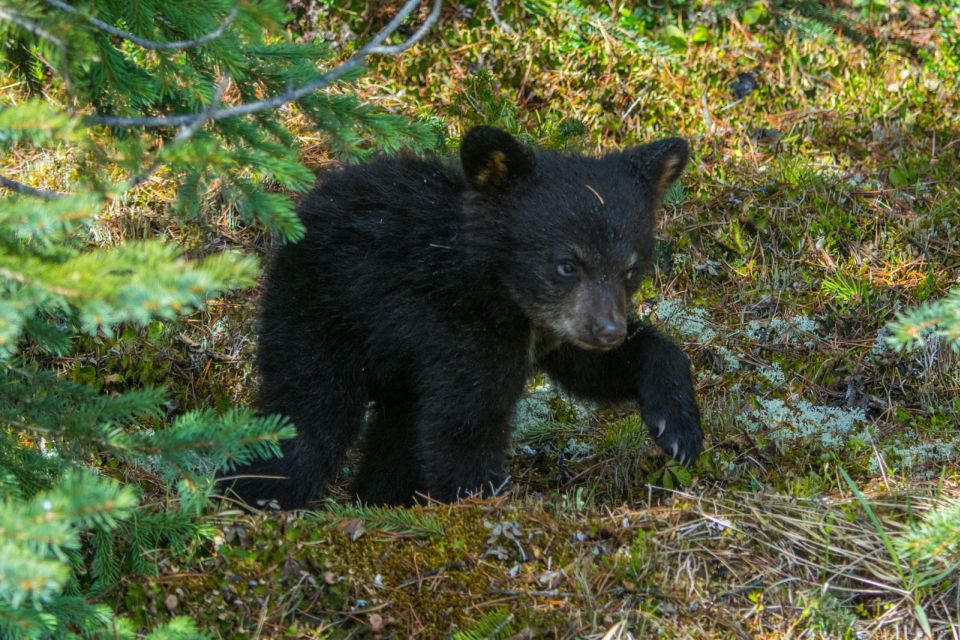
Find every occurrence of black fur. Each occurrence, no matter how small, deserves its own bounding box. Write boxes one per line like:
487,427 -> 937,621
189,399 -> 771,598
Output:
223,126 -> 702,508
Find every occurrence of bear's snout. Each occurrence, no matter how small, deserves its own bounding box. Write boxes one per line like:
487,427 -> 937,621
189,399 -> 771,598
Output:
590,317 -> 627,348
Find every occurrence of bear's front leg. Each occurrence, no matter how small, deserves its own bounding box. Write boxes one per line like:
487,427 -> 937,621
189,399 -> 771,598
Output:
538,320 -> 703,465
412,357 -> 528,502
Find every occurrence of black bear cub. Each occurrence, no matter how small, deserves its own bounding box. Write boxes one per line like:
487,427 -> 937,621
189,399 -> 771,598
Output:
226,126 -> 703,508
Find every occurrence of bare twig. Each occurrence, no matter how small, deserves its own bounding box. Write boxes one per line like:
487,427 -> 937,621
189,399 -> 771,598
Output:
123,75 -> 232,191
365,0 -> 442,55
41,0 -> 239,51
487,589 -> 579,598
176,74 -> 231,142
0,175 -> 65,200
86,0 -> 441,129
485,0 -> 515,36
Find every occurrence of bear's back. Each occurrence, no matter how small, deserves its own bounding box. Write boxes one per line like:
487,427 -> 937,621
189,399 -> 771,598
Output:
298,153 -> 464,250
257,153 -> 517,371
268,154 -> 466,293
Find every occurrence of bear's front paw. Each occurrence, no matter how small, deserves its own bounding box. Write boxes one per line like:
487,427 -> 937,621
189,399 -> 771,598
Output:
639,379 -> 703,466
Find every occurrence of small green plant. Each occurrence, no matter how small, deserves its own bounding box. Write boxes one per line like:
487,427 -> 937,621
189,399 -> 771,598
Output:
897,500 -> 960,588
663,182 -> 686,207
743,1 -> 770,26
795,588 -> 857,638
821,273 -> 874,308
620,529 -> 655,582
647,460 -> 693,489
451,610 -> 515,640
853,0 -> 888,16
314,501 -> 445,539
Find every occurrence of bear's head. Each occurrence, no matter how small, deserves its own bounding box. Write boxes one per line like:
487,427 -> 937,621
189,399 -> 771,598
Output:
460,125 -> 688,351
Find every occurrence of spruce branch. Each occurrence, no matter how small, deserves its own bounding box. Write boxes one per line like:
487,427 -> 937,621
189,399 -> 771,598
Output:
125,75 -> 232,192
87,0 -> 442,129
2,77 -> 231,199
175,76 -> 231,141
0,6 -> 65,48
0,5 -> 72,88
886,287 -> 960,351
897,499 -> 960,586
41,0 -> 239,51
314,501 -> 445,538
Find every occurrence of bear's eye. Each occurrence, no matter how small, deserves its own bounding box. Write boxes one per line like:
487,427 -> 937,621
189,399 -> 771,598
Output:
624,265 -> 638,279
556,261 -> 579,277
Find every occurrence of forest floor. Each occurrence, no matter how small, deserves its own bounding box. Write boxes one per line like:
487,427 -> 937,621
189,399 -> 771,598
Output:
35,0 -> 960,637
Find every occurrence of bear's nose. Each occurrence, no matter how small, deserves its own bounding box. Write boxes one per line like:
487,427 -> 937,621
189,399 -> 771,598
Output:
591,320 -> 626,347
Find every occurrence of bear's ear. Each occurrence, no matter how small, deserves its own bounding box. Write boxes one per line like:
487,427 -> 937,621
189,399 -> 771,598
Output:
460,126 -> 535,192
627,137 -> 689,200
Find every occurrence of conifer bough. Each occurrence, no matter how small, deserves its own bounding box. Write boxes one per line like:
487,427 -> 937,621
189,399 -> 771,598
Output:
0,0 -> 442,204
43,0 -> 240,50
0,0 -> 441,636
86,0 -> 442,129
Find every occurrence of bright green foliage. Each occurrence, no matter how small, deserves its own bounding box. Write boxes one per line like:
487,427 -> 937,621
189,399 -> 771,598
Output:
937,1 -> 960,69
0,1 -> 433,237
144,617 -> 210,640
887,287 -> 960,351
0,472 -> 136,604
316,501 -> 446,539
897,500 -> 960,588
0,471 -> 136,638
1,234 -> 259,352
0,0 -> 433,637
451,610 -> 516,640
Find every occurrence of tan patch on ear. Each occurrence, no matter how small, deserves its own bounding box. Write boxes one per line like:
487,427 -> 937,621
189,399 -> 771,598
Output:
474,150 -> 509,186
657,155 -> 681,194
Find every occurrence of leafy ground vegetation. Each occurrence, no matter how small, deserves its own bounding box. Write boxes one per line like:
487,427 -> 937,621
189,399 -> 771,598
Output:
2,0 -> 960,638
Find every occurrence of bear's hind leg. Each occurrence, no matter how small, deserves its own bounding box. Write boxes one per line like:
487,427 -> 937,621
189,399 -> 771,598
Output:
352,396 -> 425,506
222,345 -> 369,509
